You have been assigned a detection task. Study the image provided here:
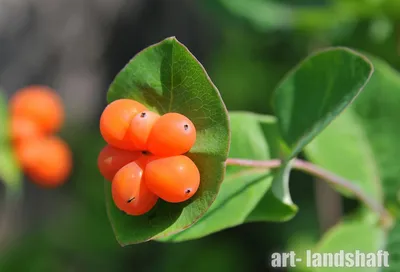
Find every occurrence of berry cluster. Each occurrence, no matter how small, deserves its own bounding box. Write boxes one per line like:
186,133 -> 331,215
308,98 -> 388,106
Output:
98,99 -> 200,216
9,86 -> 72,188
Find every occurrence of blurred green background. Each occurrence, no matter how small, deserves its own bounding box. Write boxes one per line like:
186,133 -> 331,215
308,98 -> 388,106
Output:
1,0 -> 400,271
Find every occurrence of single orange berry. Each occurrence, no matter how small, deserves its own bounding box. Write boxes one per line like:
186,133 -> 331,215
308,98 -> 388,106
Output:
144,155 -> 200,203
15,136 -> 72,188
97,145 -> 141,181
127,110 -> 160,150
147,113 -> 196,156
10,116 -> 42,143
10,85 -> 64,134
100,99 -> 147,150
112,162 -> 158,216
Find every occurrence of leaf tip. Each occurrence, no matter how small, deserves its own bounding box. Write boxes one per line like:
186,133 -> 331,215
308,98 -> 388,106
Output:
164,36 -> 179,44
325,47 -> 374,79
115,236 -> 128,247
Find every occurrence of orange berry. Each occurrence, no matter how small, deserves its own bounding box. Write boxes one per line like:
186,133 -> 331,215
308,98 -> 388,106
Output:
10,116 -> 42,143
112,162 -> 158,216
100,99 -> 147,150
135,153 -> 161,169
127,110 -> 160,150
97,145 -> 141,181
144,155 -> 200,203
10,85 -> 64,134
147,113 -> 196,156
15,136 -> 72,188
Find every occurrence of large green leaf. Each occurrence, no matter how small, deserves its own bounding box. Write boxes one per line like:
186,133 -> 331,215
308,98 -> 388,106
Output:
273,47 -> 373,159
270,48 -> 373,218
0,91 -> 22,195
315,220 -> 386,272
351,54 -> 400,202
304,109 -> 382,201
159,112 -> 279,242
346,55 -> 400,270
104,37 -> 230,245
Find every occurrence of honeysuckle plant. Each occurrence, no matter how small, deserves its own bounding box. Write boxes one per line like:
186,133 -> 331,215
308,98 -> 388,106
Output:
1,37 -> 399,271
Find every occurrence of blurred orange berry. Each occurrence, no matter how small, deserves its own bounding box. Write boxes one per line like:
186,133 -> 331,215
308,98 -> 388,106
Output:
15,136 -> 72,188
10,85 -> 64,134
10,115 -> 42,143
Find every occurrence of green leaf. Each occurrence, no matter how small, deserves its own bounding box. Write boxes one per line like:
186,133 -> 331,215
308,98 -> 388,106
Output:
304,109 -> 382,201
315,220 -> 386,272
269,48 -> 373,216
159,112 -> 278,242
218,0 -> 293,31
104,37 -> 230,245
273,47 -> 374,159
351,54 -> 400,202
246,181 -> 298,222
346,55 -> 400,270
246,116 -> 298,222
0,91 -> 22,195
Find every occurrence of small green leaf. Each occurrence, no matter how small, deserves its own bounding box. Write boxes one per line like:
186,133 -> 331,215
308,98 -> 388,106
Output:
159,112 -> 278,242
104,37 -> 230,245
0,91 -> 22,196
315,220 -> 385,272
304,109 -> 382,201
273,47 -> 374,159
246,189 -> 297,222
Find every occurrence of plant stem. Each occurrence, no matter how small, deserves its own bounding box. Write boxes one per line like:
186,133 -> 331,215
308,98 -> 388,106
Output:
225,158 -> 393,229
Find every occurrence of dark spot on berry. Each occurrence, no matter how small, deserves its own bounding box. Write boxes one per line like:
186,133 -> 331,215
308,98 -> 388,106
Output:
142,150 -> 150,155
185,189 -> 191,194
140,112 -> 146,118
184,124 -> 189,130
127,197 -> 135,203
